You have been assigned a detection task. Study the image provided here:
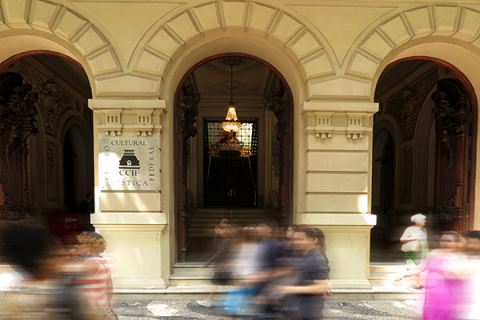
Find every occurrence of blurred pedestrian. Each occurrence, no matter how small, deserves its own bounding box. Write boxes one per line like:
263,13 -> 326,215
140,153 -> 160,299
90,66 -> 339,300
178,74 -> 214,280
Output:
0,221 -> 109,319
279,225 -> 330,320
70,231 -> 117,319
284,225 -> 298,257
252,218 -> 286,319
314,228 -> 332,297
197,219 -> 239,308
462,230 -> 480,320
223,226 -> 260,318
400,213 -> 428,289
396,231 -> 467,320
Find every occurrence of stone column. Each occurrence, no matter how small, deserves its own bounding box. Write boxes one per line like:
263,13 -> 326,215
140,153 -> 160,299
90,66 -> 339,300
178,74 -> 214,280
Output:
90,99 -> 168,290
301,102 -> 378,289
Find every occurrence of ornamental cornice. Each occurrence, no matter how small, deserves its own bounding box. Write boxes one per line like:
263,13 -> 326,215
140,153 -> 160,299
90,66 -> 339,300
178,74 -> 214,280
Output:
302,102 -> 377,139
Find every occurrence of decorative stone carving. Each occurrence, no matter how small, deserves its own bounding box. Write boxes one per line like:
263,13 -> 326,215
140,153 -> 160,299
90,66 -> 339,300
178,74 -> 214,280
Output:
269,88 -> 289,177
400,146 -> 413,204
313,112 -> 334,139
386,69 -> 438,143
178,85 -> 200,169
45,141 -> 56,175
427,78 -> 473,233
346,113 -> 368,139
178,85 -> 200,143
19,64 -> 73,135
134,109 -> 154,137
102,109 -> 123,136
0,73 -> 38,215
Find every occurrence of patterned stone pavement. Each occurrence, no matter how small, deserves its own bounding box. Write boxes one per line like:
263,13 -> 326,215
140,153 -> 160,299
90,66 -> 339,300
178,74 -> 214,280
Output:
113,299 -> 421,320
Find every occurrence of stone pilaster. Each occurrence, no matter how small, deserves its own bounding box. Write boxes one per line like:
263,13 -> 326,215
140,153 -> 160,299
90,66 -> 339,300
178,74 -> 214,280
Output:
90,99 -> 168,289
301,101 -> 378,289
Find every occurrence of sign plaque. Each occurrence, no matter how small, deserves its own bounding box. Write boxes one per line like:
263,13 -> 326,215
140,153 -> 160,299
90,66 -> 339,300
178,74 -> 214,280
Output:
99,137 -> 160,190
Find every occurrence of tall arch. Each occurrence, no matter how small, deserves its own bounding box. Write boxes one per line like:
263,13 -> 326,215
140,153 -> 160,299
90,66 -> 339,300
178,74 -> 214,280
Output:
128,2 -> 335,101
0,0 -> 123,97
345,5 -> 480,102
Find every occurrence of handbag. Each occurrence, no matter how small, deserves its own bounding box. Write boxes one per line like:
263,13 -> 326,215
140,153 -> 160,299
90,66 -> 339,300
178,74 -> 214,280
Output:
401,240 -> 419,252
223,287 -> 247,315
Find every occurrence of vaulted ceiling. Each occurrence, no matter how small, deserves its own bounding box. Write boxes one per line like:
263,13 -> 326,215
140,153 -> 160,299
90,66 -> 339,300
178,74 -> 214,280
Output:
184,56 -> 281,105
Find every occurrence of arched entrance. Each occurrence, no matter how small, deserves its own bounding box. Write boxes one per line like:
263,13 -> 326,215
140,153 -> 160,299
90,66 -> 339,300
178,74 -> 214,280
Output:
372,58 -> 477,258
0,52 -> 94,241
174,53 -> 294,262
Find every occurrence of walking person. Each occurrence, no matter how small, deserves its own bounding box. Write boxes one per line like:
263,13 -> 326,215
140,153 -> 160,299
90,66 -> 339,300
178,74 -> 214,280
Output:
223,226 -> 261,319
0,222 -> 110,320
400,213 -> 429,289
278,225 -> 330,320
461,231 -> 480,320
396,231 -> 467,320
252,218 -> 286,319
197,219 -> 239,308
314,228 -> 333,298
71,231 -> 118,319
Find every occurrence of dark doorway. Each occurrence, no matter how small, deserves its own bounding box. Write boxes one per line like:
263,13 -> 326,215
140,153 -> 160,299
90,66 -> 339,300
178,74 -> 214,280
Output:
372,59 -> 477,262
63,133 -> 76,212
203,121 -> 258,208
174,53 -> 294,262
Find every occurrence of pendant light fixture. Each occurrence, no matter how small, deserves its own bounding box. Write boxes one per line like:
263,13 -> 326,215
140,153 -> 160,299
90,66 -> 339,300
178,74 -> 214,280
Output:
222,59 -> 242,133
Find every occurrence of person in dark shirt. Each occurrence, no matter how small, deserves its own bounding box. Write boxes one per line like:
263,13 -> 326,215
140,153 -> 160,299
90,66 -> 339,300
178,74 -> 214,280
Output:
252,218 -> 285,319
279,225 -> 330,320
197,219 -> 239,308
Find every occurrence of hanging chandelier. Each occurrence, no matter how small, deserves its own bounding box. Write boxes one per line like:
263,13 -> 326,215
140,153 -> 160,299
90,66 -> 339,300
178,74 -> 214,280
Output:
222,59 -> 242,133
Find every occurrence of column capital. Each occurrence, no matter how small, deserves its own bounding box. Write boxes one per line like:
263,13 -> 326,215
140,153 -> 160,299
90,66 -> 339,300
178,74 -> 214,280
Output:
90,99 -> 166,136
303,102 -> 378,139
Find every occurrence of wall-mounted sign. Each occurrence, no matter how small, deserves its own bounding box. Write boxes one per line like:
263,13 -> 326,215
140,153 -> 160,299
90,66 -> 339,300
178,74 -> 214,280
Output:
99,137 -> 160,190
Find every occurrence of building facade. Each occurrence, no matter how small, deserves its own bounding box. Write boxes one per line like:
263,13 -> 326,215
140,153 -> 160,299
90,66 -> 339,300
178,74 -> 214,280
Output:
1,0 -> 480,291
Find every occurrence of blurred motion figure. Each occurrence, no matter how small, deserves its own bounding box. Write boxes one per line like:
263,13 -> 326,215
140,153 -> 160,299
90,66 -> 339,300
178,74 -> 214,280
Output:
0,221 -> 111,319
400,213 -> 428,289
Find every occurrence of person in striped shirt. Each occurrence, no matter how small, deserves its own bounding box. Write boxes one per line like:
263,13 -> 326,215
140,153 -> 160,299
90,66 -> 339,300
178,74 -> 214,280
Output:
72,232 -> 115,316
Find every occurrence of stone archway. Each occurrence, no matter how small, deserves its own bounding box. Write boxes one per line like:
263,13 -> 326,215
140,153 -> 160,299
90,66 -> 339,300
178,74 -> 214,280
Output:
0,0 -> 124,97
172,52 -> 295,262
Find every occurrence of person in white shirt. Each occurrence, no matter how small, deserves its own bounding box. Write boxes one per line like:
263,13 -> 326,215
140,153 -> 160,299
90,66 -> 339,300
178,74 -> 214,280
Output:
400,213 -> 428,289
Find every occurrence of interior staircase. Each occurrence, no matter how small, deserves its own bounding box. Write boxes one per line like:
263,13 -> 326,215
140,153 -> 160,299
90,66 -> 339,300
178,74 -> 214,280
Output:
187,208 -> 275,238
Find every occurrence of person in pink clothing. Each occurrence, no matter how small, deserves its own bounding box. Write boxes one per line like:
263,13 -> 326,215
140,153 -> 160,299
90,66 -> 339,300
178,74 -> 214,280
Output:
396,231 -> 467,320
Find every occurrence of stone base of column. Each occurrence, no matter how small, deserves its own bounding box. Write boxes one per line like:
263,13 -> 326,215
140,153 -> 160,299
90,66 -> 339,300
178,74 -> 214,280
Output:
300,213 -> 377,289
91,213 -> 169,290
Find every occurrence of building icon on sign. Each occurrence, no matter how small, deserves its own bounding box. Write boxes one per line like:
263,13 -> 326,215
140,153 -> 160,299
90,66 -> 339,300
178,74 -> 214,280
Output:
119,150 -> 140,169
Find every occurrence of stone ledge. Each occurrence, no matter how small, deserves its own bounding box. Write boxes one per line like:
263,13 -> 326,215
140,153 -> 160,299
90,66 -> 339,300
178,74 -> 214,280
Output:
300,213 -> 377,226
91,213 -> 168,225
303,101 -> 378,113
89,99 -> 166,110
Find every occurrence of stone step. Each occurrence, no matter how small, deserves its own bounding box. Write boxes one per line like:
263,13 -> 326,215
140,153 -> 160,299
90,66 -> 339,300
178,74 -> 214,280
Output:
189,218 -> 266,224
190,208 -> 274,215
369,263 -> 408,274
113,286 -> 424,301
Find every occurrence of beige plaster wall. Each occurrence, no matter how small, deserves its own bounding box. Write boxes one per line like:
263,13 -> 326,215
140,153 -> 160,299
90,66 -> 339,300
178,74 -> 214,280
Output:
3,0 -> 480,288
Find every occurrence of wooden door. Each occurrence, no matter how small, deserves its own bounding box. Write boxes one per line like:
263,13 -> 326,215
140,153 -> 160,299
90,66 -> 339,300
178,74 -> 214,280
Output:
175,85 -> 199,262
432,79 -> 474,233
